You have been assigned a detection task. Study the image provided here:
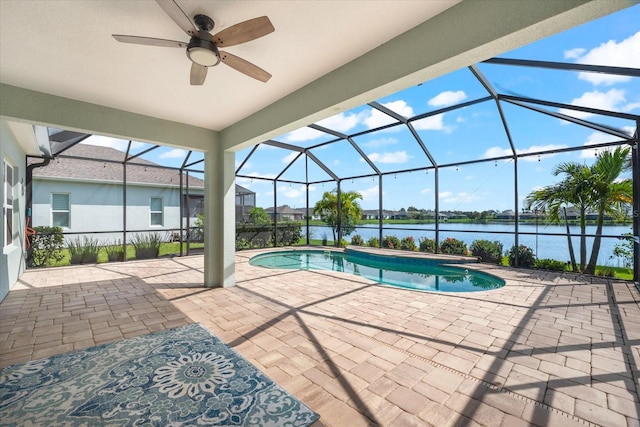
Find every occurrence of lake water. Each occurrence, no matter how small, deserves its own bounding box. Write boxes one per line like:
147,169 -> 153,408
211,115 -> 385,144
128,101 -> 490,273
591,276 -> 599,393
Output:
305,223 -> 634,267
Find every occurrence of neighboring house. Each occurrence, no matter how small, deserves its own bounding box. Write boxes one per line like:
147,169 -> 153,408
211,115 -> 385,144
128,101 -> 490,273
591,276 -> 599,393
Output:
444,212 -> 468,220
265,205 -> 305,221
235,184 -> 255,222
391,210 -> 408,220
30,144 -> 205,243
30,144 -> 256,241
361,209 -> 395,220
519,211 -> 546,220
496,210 -> 516,220
559,206 -> 611,221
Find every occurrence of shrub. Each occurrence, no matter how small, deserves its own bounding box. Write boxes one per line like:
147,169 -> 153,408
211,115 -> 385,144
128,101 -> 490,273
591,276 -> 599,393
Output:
340,238 -> 349,248
366,237 -> 380,248
611,233 -> 633,268
399,236 -> 418,251
596,266 -> 615,277
351,234 -> 364,246
131,232 -> 164,259
382,235 -> 400,249
67,237 -> 83,265
439,237 -> 468,256
105,240 -> 126,262
418,237 -> 436,253
191,213 -> 205,242
30,226 -> 65,267
534,258 -> 566,271
66,236 -> 101,264
470,239 -> 503,263
277,222 -> 302,246
507,244 -> 536,268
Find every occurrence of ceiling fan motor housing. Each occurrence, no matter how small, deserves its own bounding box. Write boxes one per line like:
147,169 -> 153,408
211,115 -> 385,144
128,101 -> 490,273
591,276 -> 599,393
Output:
186,31 -> 220,67
194,14 -> 215,32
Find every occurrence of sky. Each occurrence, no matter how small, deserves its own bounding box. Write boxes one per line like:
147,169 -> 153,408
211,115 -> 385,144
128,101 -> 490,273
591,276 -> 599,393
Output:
81,5 -> 639,213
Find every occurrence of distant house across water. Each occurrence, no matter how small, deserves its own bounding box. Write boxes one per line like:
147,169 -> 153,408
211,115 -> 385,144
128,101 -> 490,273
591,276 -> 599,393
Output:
265,205 -> 305,221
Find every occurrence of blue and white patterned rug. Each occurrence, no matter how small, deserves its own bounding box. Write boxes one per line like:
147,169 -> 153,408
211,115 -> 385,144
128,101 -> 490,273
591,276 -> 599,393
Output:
0,323 -> 319,426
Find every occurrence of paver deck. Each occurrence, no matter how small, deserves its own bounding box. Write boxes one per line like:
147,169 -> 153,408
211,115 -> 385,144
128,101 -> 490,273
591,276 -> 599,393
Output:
1,248 -> 639,426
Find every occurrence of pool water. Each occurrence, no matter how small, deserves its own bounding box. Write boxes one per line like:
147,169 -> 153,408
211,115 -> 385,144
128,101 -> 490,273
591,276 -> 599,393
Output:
249,250 -> 505,292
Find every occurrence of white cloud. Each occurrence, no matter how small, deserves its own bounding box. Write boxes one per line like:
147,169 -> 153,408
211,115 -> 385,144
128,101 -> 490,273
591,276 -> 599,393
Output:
282,151 -> 299,164
363,108 -> 394,129
81,135 -> 144,151
558,88 -> 629,120
563,48 -> 586,60
278,184 -> 307,199
283,127 -> 326,142
236,171 -> 278,189
567,31 -> 640,85
363,100 -> 413,129
360,137 -> 398,148
235,177 -> 254,187
359,185 -> 379,202
420,187 -> 431,195
483,146 -> 511,158
316,111 -> 364,133
158,148 -> 187,159
578,129 -> 635,158
623,102 -> 640,112
428,90 -> 467,107
412,113 -> 453,132
367,151 -> 412,164
483,144 -> 568,162
239,171 -> 277,180
622,125 -> 636,137
439,191 -> 480,205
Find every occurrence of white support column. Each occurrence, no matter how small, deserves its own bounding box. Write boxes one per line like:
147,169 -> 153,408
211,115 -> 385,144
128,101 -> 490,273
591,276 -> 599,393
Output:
204,146 -> 235,287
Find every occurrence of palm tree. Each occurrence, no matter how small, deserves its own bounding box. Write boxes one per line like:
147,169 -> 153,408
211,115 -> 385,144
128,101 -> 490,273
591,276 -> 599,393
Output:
526,162 -> 593,272
526,146 -> 632,274
584,146 -> 632,274
312,189 -> 363,244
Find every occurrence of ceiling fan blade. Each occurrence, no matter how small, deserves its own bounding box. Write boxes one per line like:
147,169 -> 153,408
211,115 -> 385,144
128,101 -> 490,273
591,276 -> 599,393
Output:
220,51 -> 271,82
190,63 -> 207,85
113,35 -> 187,48
212,16 -> 274,47
155,0 -> 198,37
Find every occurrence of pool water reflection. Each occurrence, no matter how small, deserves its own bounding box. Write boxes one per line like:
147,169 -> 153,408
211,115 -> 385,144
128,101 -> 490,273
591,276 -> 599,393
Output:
249,250 -> 505,292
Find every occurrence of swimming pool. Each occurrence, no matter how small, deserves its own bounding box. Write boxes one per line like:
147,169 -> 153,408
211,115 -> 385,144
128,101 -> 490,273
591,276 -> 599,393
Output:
249,249 -> 505,292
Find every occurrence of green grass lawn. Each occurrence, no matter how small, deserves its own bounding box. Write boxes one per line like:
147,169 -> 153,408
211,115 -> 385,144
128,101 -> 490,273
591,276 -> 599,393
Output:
37,242 -> 205,267
32,240 -> 634,281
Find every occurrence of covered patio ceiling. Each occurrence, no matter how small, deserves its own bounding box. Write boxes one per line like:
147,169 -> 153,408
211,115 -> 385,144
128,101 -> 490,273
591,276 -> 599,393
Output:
1,0 -> 634,152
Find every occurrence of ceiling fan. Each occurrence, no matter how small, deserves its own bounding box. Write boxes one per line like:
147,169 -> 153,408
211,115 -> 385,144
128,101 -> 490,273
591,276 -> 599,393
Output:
113,0 -> 274,85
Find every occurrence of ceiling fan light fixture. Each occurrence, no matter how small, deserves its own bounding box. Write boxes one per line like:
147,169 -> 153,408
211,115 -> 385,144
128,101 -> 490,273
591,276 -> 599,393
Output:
186,38 -> 219,67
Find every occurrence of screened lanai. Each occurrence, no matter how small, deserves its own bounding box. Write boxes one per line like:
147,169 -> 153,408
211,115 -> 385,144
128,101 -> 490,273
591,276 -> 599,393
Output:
236,56 -> 639,283
24,7 -> 640,285
3,1 -> 639,294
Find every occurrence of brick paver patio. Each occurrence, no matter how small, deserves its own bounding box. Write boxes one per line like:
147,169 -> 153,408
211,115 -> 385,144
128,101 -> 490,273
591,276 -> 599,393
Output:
1,248 -> 639,426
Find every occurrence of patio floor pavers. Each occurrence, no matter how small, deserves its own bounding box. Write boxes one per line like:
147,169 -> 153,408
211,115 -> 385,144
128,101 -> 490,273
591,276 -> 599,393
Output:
1,248 -> 639,426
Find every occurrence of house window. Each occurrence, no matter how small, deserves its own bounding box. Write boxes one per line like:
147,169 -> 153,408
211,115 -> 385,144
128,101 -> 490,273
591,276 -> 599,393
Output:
150,197 -> 163,226
52,193 -> 70,227
3,160 -> 14,247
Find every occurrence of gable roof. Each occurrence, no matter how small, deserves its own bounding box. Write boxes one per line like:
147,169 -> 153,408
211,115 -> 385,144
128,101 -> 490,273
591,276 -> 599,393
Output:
31,144 -> 205,188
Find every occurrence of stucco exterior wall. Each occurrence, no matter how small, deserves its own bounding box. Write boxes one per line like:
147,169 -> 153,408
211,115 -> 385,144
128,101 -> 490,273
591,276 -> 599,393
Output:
31,178 -> 204,244
0,120 -> 27,301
